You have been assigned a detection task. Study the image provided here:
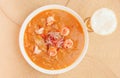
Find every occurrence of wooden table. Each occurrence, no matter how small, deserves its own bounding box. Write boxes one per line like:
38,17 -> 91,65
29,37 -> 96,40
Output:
0,0 -> 120,78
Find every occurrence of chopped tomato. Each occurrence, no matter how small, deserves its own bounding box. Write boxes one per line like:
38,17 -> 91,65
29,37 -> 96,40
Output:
48,46 -> 57,56
63,39 -> 73,48
56,38 -> 64,48
45,32 -> 62,46
40,34 -> 46,39
60,27 -> 70,36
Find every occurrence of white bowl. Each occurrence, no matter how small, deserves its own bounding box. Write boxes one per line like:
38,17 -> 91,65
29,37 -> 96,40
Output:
19,4 -> 89,75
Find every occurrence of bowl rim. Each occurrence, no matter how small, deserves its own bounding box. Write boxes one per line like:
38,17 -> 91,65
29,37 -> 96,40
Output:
19,4 -> 89,75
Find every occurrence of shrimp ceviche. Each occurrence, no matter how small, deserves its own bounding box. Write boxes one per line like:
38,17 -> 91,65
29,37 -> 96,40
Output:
24,9 -> 85,70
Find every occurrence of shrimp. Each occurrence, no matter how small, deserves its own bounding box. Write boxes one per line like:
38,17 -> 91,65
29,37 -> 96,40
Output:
34,45 -> 41,54
35,27 -> 44,34
48,46 -> 57,56
60,27 -> 70,36
63,39 -> 73,48
47,16 -> 55,25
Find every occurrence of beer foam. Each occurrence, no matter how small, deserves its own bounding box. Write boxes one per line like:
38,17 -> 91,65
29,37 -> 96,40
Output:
91,8 -> 117,35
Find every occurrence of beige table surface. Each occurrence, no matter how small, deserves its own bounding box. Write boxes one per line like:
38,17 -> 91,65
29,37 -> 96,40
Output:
0,0 -> 120,78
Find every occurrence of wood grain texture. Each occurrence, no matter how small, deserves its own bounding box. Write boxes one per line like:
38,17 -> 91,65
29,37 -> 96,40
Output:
0,0 -> 68,25
67,0 -> 120,78
0,0 -> 120,78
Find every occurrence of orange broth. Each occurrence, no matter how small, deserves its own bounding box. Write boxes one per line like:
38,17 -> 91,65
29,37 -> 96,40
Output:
24,9 -> 85,70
